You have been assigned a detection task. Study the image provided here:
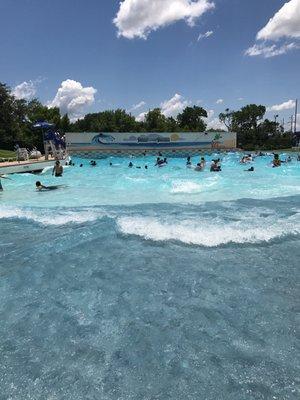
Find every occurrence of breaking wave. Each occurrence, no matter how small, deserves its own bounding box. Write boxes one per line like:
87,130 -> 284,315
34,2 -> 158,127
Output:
0,206 -> 105,226
117,212 -> 300,247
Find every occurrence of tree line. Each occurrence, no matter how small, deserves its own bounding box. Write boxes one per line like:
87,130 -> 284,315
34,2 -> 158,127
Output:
0,82 -> 295,151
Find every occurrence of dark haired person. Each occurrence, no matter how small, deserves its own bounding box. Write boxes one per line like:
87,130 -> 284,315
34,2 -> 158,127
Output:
200,157 -> 206,170
272,154 -> 281,168
0,174 -> 12,191
36,181 -> 63,191
210,159 -> 221,172
52,160 -> 63,177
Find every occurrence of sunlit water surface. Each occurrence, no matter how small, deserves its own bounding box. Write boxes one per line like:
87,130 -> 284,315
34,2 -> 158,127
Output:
1,152 -> 299,399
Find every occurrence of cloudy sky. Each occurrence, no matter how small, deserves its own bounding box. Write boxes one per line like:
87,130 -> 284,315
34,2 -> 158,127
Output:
1,0 -> 299,127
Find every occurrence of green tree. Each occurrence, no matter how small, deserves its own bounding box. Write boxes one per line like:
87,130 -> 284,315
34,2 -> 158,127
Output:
60,114 -> 71,133
144,108 -> 168,132
219,108 -> 234,131
0,83 -> 24,149
177,106 -> 207,131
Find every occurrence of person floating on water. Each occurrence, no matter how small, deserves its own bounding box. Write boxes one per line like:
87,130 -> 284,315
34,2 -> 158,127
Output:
272,154 -> 281,168
245,166 -> 254,172
90,160 -> 97,166
0,174 -> 12,191
36,181 -> 64,191
52,160 -> 63,177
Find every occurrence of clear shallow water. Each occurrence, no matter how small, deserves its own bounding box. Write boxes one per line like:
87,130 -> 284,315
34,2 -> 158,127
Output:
0,153 -> 300,399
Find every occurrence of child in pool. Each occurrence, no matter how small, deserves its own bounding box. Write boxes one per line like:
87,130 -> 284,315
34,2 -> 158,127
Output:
0,174 -> 12,191
36,181 -> 65,191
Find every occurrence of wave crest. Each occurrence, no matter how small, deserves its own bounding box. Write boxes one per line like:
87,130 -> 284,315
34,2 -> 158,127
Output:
117,213 -> 300,247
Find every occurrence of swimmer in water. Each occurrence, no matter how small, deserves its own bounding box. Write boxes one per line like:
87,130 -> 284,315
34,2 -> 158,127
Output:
0,174 -> 12,191
52,160 -> 63,177
200,157 -> 206,169
128,162 -> 133,168
36,181 -> 65,191
186,156 -> 192,167
272,154 -> 281,167
194,163 -> 202,171
155,157 -> 161,166
210,159 -> 221,172
245,166 -> 254,172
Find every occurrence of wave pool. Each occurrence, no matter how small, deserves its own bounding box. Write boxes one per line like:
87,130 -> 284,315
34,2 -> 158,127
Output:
1,152 -> 300,399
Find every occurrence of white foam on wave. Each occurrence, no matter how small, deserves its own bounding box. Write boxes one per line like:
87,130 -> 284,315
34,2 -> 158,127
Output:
171,181 -> 203,194
0,206 -> 105,226
117,212 -> 300,247
171,178 -> 218,194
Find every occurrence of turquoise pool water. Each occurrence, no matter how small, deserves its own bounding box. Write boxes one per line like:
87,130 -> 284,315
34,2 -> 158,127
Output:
1,152 -> 300,399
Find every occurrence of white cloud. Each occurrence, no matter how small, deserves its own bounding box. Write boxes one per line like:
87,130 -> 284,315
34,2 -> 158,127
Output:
267,99 -> 296,112
296,113 -> 300,131
197,30 -> 214,41
238,97 -> 244,101
136,111 -> 147,122
207,117 -> 227,130
257,0 -> 300,41
128,101 -> 146,112
204,109 -> 227,130
216,98 -> 223,104
48,79 -> 97,121
13,81 -> 37,100
245,0 -> 300,58
160,93 -> 189,117
113,0 -> 215,39
206,109 -> 215,119
245,42 -> 299,58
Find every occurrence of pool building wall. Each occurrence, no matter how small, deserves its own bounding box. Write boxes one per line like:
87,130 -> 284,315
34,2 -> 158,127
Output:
66,131 -> 237,158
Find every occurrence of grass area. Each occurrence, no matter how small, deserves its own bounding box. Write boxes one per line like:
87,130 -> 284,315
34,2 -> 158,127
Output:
0,149 -> 16,160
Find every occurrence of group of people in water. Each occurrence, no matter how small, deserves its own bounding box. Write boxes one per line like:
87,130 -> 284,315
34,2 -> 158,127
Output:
1,152 -> 300,192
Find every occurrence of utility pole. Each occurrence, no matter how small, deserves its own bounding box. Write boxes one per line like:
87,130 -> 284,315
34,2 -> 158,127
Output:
274,114 -> 279,134
289,116 -> 294,132
294,99 -> 298,133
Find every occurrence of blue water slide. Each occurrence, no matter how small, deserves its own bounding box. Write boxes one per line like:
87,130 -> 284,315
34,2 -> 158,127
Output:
33,121 -> 66,148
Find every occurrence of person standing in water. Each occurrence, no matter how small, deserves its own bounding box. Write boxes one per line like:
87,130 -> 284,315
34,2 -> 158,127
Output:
0,174 -> 12,191
272,154 -> 281,168
52,160 -> 63,177
200,157 -> 206,170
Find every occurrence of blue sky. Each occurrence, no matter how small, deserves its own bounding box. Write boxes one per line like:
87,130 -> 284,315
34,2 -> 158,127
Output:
0,0 -> 299,128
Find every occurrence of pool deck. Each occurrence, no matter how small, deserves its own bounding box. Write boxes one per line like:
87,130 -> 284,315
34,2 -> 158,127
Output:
0,157 -> 65,175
